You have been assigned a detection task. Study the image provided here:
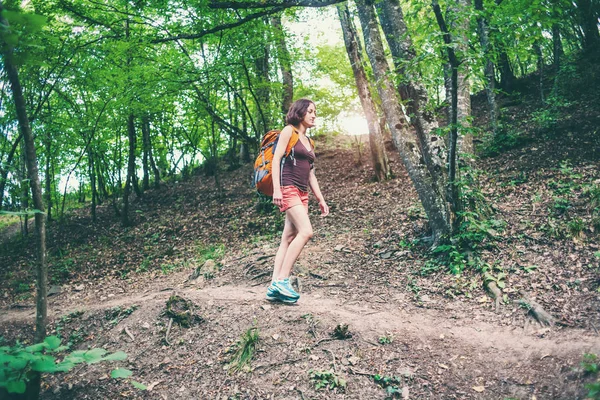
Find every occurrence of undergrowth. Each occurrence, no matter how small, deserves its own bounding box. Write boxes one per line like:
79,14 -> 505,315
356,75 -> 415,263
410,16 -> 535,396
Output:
227,326 -> 260,373
581,353 -> 600,399
427,164 -> 504,276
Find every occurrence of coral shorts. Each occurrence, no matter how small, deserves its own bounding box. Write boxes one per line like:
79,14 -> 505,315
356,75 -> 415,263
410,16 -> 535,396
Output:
279,185 -> 309,213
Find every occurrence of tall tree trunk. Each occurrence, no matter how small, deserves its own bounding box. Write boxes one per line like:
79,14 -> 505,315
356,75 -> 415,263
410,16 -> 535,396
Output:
96,157 -> 108,203
576,0 -> 600,50
141,116 -> 150,191
1,7 -> 48,399
373,0 -> 447,185
253,24 -> 271,133
446,0 -> 473,154
88,150 -> 97,223
45,134 -> 52,222
271,14 -> 293,121
337,3 -> 390,181
20,142 -> 29,236
122,114 -> 136,226
474,0 -> 498,135
552,23 -> 564,71
356,0 -> 453,240
432,0 -> 462,226
534,41 -> 544,103
141,117 -> 160,188
374,0 -> 419,115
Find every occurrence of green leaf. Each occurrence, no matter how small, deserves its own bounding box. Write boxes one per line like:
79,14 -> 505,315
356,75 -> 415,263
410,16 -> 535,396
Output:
54,360 -> 76,372
25,343 -> 46,353
31,355 -> 58,372
110,368 -> 132,379
6,380 -> 26,394
4,355 -> 28,370
131,380 -> 147,390
102,351 -> 127,361
83,348 -> 107,364
44,336 -> 61,350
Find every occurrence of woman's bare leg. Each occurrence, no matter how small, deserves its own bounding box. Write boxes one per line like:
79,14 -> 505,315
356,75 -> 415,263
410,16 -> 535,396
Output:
276,205 -> 313,280
271,214 -> 297,282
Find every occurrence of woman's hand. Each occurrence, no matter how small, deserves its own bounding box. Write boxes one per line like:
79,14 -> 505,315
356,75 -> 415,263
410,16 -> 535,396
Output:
319,200 -> 329,217
272,188 -> 283,208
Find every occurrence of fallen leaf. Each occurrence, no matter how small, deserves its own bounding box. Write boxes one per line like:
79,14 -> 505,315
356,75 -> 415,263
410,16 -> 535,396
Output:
472,386 -> 485,392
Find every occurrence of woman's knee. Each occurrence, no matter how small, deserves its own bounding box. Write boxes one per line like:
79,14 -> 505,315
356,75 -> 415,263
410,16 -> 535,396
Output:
283,231 -> 297,244
298,227 -> 313,241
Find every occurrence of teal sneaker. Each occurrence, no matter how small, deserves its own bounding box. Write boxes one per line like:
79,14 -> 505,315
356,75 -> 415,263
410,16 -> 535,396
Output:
266,283 -> 279,302
273,278 -> 299,302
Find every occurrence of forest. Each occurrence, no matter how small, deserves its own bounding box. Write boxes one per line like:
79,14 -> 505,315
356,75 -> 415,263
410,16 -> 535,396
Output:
0,0 -> 599,398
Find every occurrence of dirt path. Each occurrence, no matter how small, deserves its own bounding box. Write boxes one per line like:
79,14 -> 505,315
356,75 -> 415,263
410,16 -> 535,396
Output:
2,283 -> 598,399
3,283 -> 598,357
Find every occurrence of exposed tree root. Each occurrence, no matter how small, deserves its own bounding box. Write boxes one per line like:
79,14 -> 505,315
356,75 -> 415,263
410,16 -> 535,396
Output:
517,290 -> 555,326
484,280 -> 502,312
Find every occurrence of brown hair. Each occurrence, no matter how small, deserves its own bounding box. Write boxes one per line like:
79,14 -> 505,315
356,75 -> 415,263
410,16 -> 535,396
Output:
285,98 -> 315,126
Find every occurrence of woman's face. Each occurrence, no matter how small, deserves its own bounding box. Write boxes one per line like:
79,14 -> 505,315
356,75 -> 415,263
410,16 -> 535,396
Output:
301,103 -> 317,128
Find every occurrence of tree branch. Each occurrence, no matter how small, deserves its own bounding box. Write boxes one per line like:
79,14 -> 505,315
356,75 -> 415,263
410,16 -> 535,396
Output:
152,7 -> 285,43
209,0 -> 346,9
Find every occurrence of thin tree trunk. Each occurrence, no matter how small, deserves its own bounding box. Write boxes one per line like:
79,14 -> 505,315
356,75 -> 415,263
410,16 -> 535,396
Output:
20,142 -> 29,236
534,41 -> 544,103
88,150 -> 97,223
141,117 -> 160,188
432,0 -> 461,225
122,113 -> 136,226
1,9 -> 48,400
356,0 -> 452,240
252,27 -> 271,134
552,23 -> 564,71
141,116 -> 150,191
45,134 -> 52,222
271,14 -> 293,121
475,0 -> 498,135
337,3 -> 390,181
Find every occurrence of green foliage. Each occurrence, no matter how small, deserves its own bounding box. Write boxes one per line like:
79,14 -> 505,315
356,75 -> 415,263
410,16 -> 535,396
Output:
0,215 -> 19,230
373,374 -> 403,398
566,217 -> 585,238
531,108 -> 559,130
378,334 -> 394,345
0,336 -> 128,394
331,324 -> 352,340
581,354 -> 600,399
228,326 -> 260,373
308,369 -> 346,392
51,257 -> 76,283
196,243 -> 225,266
480,125 -> 529,157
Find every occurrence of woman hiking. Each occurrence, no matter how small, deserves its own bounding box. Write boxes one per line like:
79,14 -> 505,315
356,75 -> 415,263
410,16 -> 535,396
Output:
267,99 -> 329,303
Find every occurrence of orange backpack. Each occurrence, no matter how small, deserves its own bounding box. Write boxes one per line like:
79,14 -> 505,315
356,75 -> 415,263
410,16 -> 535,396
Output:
253,128 -> 314,196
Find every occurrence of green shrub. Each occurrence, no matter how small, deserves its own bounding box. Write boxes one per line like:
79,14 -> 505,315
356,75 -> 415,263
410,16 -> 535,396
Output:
581,353 -> 600,399
227,327 -> 260,373
0,336 -> 144,394
309,369 -> 346,391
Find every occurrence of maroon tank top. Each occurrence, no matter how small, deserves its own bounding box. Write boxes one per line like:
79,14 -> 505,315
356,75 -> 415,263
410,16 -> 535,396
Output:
281,138 -> 315,192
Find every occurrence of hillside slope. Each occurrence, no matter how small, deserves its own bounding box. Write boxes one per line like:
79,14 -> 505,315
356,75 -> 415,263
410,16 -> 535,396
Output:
1,54 -> 599,399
